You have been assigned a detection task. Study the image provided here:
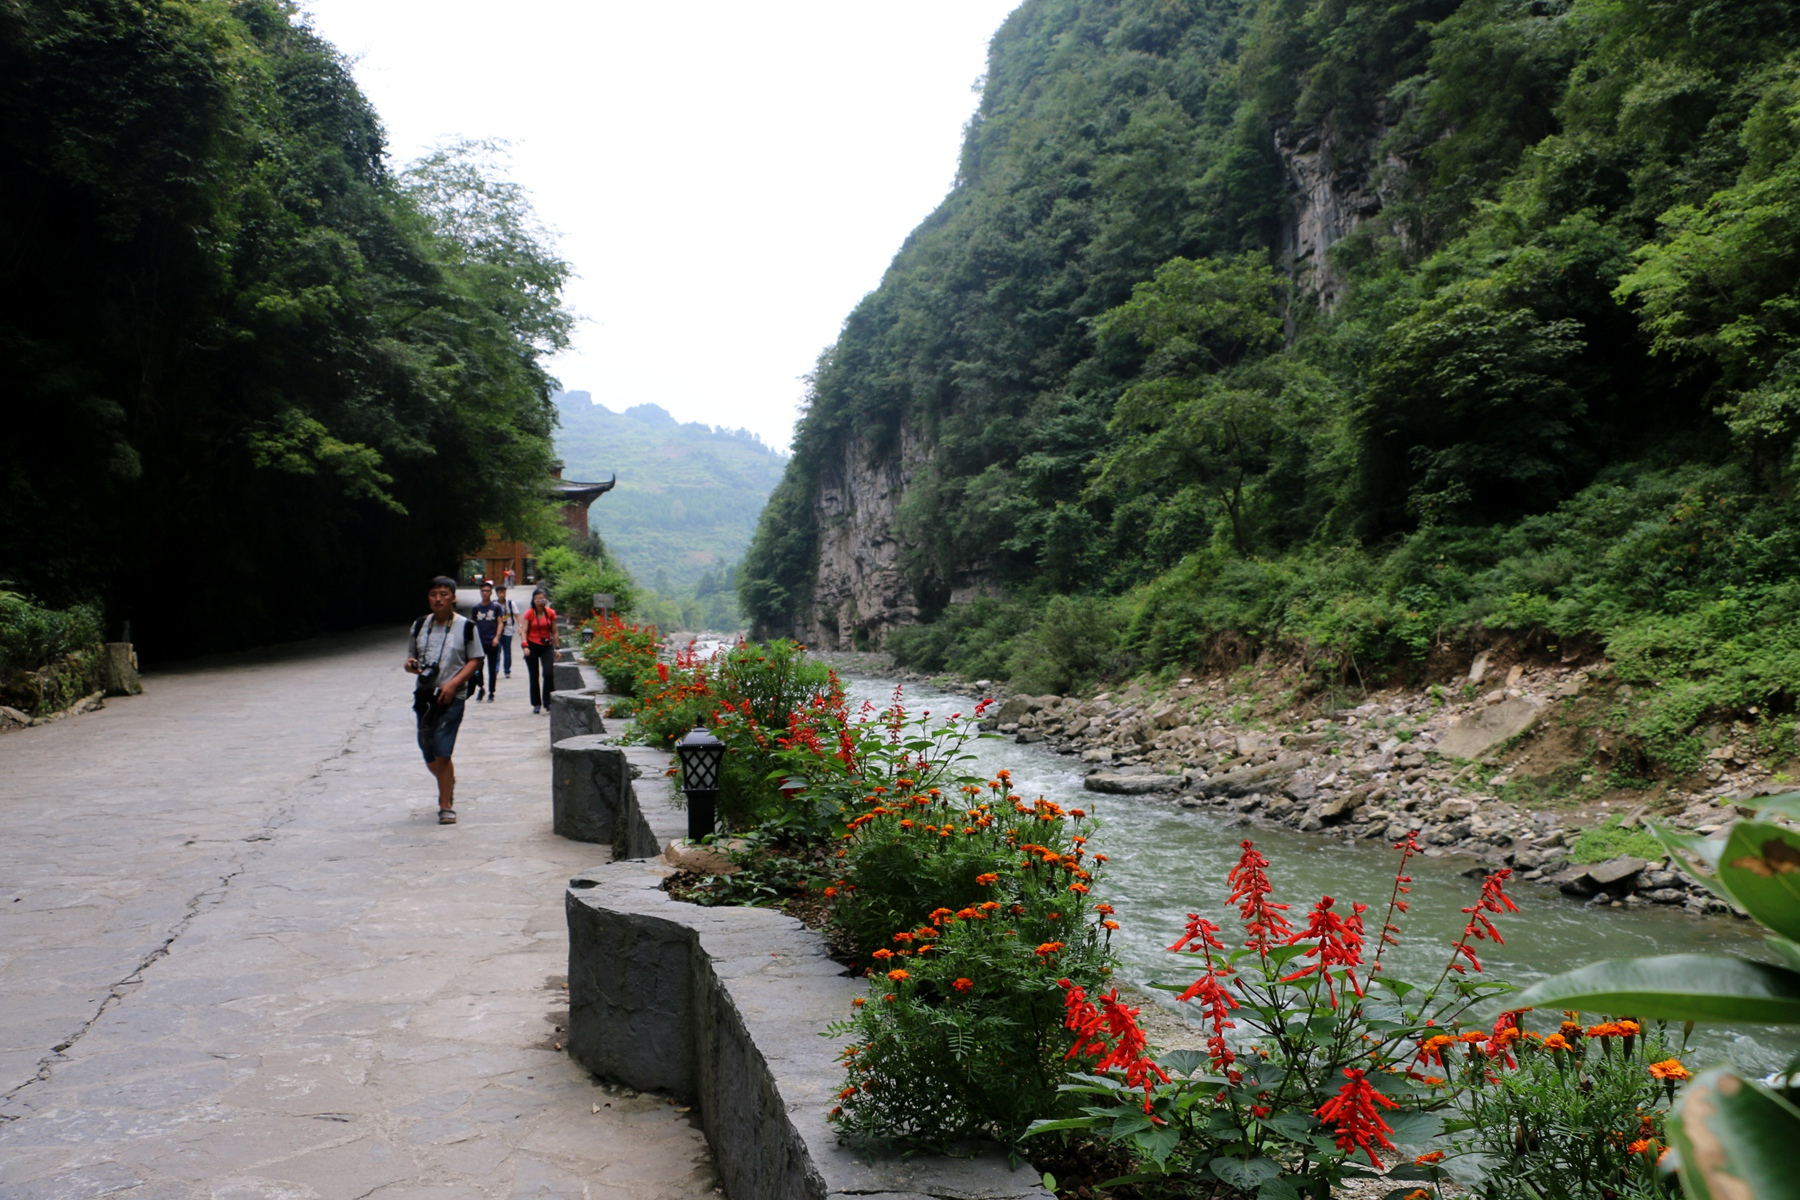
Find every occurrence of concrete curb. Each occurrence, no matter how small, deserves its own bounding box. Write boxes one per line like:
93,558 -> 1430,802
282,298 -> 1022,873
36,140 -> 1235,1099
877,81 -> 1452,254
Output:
566,742 -> 1051,1200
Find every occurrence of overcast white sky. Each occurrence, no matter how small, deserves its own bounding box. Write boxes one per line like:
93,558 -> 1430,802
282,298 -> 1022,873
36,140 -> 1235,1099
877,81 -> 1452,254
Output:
301,1 -> 1023,451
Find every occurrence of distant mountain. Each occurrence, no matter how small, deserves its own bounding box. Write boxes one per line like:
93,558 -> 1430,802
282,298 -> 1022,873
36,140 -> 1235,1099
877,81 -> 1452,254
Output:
551,392 -> 788,590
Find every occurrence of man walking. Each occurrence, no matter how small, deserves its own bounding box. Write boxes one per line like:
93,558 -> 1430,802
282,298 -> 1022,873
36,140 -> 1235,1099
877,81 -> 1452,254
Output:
406,576 -> 482,825
494,582 -> 518,679
471,580 -> 505,701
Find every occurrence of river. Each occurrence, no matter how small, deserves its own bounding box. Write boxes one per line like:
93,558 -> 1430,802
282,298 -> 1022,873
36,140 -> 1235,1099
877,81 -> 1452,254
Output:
842,674 -> 1796,1072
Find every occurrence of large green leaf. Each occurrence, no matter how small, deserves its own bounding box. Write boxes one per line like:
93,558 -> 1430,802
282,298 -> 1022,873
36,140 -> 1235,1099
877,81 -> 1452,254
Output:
1210,1156 -> 1281,1191
1515,954 -> 1800,1023
1715,821 -> 1800,941
1651,823 -> 1733,902
1666,1066 -> 1800,1200
1744,791 -> 1800,822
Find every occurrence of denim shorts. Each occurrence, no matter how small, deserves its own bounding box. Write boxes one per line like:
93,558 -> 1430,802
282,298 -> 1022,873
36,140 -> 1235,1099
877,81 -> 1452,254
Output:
416,696 -> 466,762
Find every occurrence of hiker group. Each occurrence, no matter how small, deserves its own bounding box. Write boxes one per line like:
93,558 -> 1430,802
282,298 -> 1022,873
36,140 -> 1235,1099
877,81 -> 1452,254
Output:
405,575 -> 562,825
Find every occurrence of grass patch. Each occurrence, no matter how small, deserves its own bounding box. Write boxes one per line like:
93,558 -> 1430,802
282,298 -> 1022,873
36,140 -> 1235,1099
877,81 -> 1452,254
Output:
1567,816 -> 1664,864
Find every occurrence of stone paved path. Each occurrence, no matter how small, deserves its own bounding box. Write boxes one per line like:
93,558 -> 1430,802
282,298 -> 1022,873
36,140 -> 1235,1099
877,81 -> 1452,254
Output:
0,631 -> 714,1199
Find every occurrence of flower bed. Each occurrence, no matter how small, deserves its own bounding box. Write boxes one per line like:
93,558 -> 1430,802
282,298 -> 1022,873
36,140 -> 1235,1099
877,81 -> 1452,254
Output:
602,640 -> 1717,1198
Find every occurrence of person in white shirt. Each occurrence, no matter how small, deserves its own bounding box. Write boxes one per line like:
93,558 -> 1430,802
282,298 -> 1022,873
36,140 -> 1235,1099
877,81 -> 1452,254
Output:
405,576 -> 482,825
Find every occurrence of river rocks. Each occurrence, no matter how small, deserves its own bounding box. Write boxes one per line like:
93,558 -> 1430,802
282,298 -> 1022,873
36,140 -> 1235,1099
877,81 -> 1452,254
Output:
1436,697 -> 1544,760
899,653 -> 1736,921
1084,771 -> 1181,795
1191,754 -> 1308,798
1556,855 -> 1649,898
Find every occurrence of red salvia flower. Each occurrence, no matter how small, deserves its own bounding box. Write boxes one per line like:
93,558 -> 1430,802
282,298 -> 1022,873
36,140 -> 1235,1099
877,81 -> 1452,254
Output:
1225,840 -> 1292,954
1315,1068 -> 1399,1168
1445,869 -> 1518,975
1060,981 -> 1170,1112
1279,895 -> 1368,1008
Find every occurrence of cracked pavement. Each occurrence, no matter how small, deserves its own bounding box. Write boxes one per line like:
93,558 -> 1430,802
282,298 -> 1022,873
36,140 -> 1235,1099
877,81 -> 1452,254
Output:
0,631 -> 715,1199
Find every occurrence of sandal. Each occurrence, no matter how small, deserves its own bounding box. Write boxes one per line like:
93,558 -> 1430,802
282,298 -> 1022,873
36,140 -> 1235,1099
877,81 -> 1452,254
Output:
438,808 -> 457,824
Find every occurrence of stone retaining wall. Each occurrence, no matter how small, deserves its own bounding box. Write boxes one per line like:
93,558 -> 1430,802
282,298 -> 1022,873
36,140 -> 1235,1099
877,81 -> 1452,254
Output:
566,863 -> 1049,1200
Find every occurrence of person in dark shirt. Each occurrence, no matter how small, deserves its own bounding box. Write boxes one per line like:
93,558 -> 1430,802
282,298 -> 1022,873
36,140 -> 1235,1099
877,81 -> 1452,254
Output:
470,580 -> 505,702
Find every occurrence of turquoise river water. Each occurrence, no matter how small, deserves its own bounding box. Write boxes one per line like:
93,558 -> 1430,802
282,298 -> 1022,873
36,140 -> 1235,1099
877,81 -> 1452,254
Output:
842,675 -> 1796,1073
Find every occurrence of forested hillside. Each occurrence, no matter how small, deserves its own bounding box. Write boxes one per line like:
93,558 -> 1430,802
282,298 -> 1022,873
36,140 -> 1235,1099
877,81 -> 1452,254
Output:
0,0 -> 571,658
551,392 -> 786,606
741,0 -> 1800,773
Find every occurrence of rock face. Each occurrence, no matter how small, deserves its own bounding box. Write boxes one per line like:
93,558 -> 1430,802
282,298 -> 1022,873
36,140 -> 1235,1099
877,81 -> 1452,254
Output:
800,426 -> 932,649
1275,122 -> 1389,312
1437,697 -> 1544,760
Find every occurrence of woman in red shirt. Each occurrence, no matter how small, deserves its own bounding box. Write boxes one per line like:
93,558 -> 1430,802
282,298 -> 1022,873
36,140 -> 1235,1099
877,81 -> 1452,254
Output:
523,587 -> 559,714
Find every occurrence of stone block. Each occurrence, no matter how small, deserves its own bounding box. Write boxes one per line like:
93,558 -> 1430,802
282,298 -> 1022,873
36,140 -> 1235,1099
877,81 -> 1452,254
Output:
552,735 -> 630,843
1083,772 -> 1180,795
548,688 -> 605,747
1437,697 -> 1543,760
1192,755 -> 1307,798
102,643 -> 142,696
566,864 -> 1052,1200
552,661 -> 586,692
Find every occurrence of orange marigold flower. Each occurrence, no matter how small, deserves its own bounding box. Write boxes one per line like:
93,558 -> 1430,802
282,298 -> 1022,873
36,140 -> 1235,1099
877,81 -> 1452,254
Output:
928,908 -> 955,923
1618,1019 -> 1641,1036
852,997 -> 865,1007
1562,1020 -> 1588,1038
882,993 -> 895,1003
1415,1151 -> 1446,1165
1069,883 -> 1090,894
1544,1034 -> 1572,1052
1458,1031 -> 1485,1044
1103,920 -> 1120,930
1035,942 -> 1066,956
979,901 -> 1001,912
1095,904 -> 1115,915
1070,808 -> 1086,818
1648,1059 -> 1690,1082
1628,1139 -> 1657,1154
975,873 -> 999,886
871,948 -> 893,961
952,977 -> 973,993
823,887 -> 837,898
898,819 -> 913,829
886,969 -> 909,982
1404,1191 -> 1431,1200
838,1087 -> 856,1100
892,932 -> 913,943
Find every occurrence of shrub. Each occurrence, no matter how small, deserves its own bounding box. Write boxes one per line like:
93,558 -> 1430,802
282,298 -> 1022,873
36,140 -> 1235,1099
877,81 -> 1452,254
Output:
539,543 -> 638,618
581,613 -> 661,695
1028,837 -> 1526,1193
1448,1016 -> 1679,1199
828,778 -> 1115,1147
0,591 -> 106,715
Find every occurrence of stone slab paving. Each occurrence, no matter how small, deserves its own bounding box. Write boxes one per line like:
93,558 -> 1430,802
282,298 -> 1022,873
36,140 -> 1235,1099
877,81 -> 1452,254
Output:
0,631 -> 715,1199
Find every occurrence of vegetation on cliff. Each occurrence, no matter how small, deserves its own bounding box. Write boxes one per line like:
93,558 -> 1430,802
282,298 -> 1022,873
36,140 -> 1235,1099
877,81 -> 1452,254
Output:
739,0 -> 1800,773
0,0 -> 572,656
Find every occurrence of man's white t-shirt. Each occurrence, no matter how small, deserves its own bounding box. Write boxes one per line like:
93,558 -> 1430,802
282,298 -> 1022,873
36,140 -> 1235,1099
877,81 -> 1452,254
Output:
411,614 -> 477,692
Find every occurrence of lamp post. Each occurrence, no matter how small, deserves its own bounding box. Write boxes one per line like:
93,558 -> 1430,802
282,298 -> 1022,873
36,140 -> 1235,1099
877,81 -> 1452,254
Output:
674,724 -> 725,842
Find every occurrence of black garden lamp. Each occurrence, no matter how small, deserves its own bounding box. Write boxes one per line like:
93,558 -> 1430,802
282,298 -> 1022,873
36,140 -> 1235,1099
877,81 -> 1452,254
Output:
674,724 -> 725,841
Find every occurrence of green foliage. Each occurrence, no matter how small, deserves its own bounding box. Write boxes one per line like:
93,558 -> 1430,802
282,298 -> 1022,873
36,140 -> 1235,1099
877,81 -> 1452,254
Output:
735,0 -> 1800,784
1448,1018 -> 1679,1200
580,614 -> 662,696
829,782 -> 1113,1148
1568,817 -> 1666,866
538,543 -> 638,620
1518,793 -> 1800,1199
1027,841 -> 1521,1195
0,591 -> 106,715
0,3 -> 570,657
